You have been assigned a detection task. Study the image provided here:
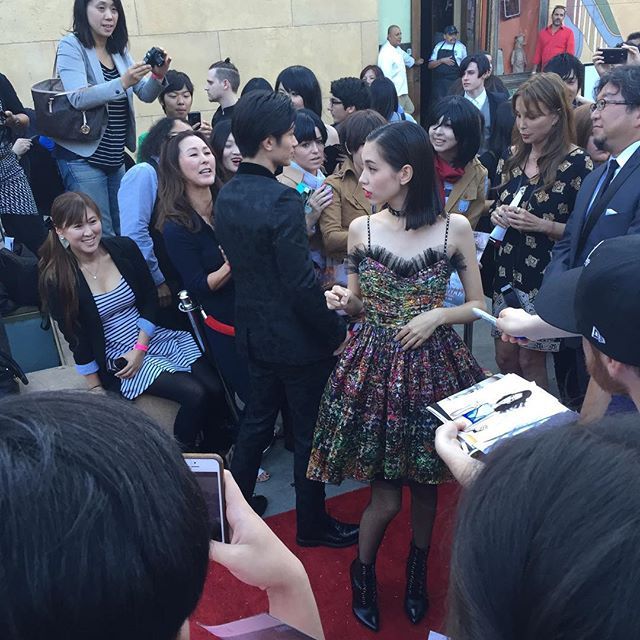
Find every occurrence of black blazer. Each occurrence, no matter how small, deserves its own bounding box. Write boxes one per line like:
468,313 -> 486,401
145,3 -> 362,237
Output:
215,162 -> 346,365
46,236 -> 158,390
545,146 -> 640,280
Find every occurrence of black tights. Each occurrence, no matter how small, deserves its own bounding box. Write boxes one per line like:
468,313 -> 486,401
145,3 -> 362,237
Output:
146,357 -> 228,451
358,479 -> 438,564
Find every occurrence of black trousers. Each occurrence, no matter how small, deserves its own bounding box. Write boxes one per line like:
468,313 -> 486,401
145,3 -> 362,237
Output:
231,356 -> 335,534
1,214 -> 48,257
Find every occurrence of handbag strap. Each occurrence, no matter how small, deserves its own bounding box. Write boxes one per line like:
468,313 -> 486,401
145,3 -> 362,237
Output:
53,35 -> 95,84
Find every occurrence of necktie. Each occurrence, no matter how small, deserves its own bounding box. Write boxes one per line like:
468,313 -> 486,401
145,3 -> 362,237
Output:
589,158 -> 619,216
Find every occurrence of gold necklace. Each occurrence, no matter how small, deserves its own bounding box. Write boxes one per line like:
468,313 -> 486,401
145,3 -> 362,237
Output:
80,254 -> 101,280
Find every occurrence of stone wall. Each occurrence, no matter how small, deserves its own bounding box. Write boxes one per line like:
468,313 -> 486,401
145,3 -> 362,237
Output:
2,0 -> 378,136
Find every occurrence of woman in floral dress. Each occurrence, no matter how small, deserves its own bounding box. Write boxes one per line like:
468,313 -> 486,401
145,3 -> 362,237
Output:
307,122 -> 486,632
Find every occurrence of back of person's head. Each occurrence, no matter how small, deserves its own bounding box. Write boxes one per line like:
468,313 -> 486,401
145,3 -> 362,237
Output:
339,109 -> 387,157
293,108 -> 327,144
330,77 -> 371,111
275,65 -> 323,117
449,416 -> 640,640
459,53 -> 491,78
508,72 -> 575,188
543,53 -> 584,93
231,90 -> 295,158
139,116 -> 182,164
241,76 -> 273,97
627,31 -> 640,46
38,191 -> 102,336
0,391 -> 210,640
72,0 -> 128,54
157,130 -> 216,231
428,95 -> 483,167
159,70 -> 194,110
369,77 -> 399,120
208,58 -> 240,93
596,65 -> 640,111
366,122 -> 441,230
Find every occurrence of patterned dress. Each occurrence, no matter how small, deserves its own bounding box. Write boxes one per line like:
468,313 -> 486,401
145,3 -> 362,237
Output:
94,277 -> 201,399
307,216 -> 484,485
491,148 -> 593,350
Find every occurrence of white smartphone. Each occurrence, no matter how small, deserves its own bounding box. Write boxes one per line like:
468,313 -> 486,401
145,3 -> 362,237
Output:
184,453 -> 228,543
472,307 -> 498,327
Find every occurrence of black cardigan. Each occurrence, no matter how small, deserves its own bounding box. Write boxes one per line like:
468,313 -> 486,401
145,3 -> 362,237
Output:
47,236 -> 159,390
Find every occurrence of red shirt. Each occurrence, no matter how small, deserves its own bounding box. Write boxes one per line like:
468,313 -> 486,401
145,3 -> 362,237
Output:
533,25 -> 575,67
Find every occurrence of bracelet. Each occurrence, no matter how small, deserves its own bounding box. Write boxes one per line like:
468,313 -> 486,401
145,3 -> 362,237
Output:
151,72 -> 163,81
134,343 -> 149,352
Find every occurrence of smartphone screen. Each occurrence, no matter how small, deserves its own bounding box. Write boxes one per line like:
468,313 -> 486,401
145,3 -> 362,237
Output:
184,454 -> 228,543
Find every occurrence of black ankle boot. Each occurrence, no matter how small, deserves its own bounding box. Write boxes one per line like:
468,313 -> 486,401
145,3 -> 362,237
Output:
350,558 -> 379,632
405,542 -> 429,624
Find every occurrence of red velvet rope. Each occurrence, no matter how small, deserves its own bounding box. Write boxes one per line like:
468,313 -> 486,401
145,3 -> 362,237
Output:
203,314 -> 236,337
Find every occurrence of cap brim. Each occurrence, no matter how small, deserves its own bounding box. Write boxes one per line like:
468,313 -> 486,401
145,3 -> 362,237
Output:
534,266 -> 583,334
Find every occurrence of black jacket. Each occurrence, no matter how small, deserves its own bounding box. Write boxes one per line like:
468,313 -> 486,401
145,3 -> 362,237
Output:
215,162 -> 346,365
46,236 -> 158,390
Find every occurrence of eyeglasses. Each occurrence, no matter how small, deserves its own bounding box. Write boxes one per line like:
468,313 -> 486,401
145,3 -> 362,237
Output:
329,98 -> 343,106
590,98 -> 633,112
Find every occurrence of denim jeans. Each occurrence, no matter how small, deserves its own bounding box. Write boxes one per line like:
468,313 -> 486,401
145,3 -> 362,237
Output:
56,159 -> 124,236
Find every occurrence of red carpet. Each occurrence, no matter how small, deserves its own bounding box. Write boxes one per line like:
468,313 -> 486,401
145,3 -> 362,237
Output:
190,483 -> 460,640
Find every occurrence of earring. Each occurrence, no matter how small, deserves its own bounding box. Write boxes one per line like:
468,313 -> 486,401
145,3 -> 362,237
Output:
58,235 -> 64,240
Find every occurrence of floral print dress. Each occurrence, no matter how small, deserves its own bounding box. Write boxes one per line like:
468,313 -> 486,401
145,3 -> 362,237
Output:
307,215 -> 484,485
491,148 -> 592,350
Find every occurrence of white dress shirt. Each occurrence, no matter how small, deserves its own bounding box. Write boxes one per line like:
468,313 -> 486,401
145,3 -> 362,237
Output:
464,88 -> 488,111
378,40 -> 416,96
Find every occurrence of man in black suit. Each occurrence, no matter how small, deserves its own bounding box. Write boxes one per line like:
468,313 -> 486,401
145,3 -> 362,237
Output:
457,53 -> 509,158
543,65 -> 640,406
215,91 -> 357,548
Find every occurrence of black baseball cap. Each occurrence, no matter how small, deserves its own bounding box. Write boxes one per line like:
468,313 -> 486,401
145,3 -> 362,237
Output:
444,25 -> 459,35
535,235 -> 640,366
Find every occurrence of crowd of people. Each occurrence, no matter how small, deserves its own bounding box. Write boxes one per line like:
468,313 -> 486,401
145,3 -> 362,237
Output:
2,0 -> 640,637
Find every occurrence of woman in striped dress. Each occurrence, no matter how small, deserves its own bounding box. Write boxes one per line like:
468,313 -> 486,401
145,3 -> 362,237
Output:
39,191 -> 229,452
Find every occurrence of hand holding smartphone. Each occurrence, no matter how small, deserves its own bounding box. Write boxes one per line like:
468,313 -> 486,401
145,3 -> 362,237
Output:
187,111 -> 202,127
184,453 -> 228,543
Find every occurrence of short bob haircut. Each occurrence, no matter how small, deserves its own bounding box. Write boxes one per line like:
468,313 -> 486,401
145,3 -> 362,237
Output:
366,121 -> 442,230
427,95 -> 484,168
339,109 -> 387,156
159,70 -> 194,111
369,77 -> 399,121
449,415 -> 640,640
138,116 -> 182,164
543,53 -> 584,94
275,66 -> 323,117
330,77 -> 371,111
241,76 -> 273,97
459,53 -> 491,78
293,108 -> 328,145
231,90 -> 295,159
360,64 -> 385,82
72,0 -> 128,54
0,391 -> 210,640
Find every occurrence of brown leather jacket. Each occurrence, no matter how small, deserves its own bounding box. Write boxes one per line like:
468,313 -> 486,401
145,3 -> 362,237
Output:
444,156 -> 488,229
318,157 -> 372,261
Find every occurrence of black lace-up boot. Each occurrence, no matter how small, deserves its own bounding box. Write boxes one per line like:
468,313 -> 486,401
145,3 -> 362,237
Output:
404,542 -> 429,624
350,558 -> 379,631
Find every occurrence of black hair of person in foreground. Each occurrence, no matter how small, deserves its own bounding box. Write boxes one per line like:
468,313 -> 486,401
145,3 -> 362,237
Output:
0,391 -> 325,640
448,414 -> 640,640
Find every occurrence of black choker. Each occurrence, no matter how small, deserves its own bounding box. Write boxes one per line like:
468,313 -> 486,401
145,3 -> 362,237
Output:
387,205 -> 404,217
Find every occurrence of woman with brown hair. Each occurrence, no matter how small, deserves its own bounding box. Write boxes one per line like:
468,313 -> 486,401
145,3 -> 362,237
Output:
39,191 -> 228,452
490,73 -> 592,388
157,130 -> 249,403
